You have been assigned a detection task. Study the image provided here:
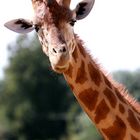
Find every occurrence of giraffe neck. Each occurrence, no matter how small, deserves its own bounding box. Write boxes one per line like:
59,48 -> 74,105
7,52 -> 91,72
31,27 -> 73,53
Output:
63,36 -> 140,140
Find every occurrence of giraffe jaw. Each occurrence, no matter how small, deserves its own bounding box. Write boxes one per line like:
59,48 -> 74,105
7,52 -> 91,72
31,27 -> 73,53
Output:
52,63 -> 69,73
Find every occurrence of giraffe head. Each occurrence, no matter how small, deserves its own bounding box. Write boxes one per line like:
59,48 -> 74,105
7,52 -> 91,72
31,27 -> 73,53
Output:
4,0 -> 95,73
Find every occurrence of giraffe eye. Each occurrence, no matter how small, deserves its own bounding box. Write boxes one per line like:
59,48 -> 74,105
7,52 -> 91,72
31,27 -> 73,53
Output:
69,19 -> 76,26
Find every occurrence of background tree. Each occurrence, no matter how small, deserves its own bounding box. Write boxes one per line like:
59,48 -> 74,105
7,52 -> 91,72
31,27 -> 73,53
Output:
1,34 -> 74,140
0,34 -> 102,140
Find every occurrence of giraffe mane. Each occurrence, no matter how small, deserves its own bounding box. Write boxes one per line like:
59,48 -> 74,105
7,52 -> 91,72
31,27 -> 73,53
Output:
100,64 -> 140,114
116,84 -> 140,113
101,67 -> 140,113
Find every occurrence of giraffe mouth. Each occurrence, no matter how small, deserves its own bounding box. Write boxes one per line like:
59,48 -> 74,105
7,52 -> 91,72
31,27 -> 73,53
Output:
52,64 -> 69,73
49,51 -> 70,73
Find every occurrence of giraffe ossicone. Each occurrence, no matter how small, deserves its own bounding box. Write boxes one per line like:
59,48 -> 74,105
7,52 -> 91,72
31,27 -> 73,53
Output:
4,0 -> 140,139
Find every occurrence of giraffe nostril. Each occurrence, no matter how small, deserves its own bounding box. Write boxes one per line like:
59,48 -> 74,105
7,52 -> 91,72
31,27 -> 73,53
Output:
52,46 -> 67,54
61,47 -> 66,53
53,48 -> 57,53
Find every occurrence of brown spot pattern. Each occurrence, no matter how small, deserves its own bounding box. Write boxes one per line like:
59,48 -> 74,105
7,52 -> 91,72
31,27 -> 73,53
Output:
127,109 -> 140,132
103,88 -> 117,108
94,99 -> 110,124
65,63 -> 73,78
79,88 -> 99,111
88,62 -> 102,87
72,47 -> 78,63
102,116 -> 126,140
119,104 -> 125,114
103,75 -> 112,89
78,43 -> 86,58
75,60 -> 88,84
131,135 -> 139,140
115,88 -> 126,104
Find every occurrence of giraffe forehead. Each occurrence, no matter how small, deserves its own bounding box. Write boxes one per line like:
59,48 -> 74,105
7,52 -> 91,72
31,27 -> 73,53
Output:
48,5 -> 72,21
34,2 -> 73,26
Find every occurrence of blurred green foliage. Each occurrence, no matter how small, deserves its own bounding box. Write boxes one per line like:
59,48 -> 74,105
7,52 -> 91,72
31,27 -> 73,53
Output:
1,35 -> 74,140
0,35 -> 102,140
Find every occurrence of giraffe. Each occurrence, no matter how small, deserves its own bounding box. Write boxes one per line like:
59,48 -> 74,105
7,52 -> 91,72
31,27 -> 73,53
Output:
4,0 -> 140,139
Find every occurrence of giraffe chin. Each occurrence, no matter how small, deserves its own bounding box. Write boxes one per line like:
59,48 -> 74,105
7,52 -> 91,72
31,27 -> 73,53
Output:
52,64 -> 69,74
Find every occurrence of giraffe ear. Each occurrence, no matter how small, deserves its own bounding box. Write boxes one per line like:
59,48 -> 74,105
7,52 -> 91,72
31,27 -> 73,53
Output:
4,19 -> 35,34
75,0 -> 95,20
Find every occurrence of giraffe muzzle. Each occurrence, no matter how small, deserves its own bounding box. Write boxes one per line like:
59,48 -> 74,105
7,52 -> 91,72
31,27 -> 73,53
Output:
52,46 -> 67,54
49,45 -> 70,73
